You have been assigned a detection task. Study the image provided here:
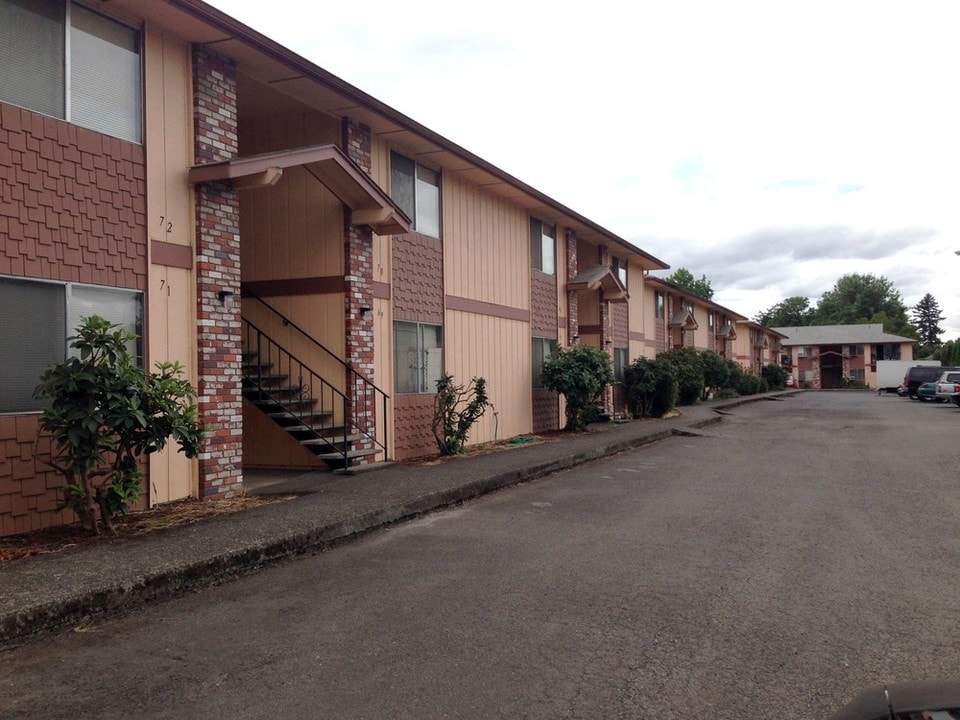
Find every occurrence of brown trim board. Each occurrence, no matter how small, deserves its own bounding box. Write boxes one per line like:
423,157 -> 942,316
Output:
445,295 -> 530,323
242,277 -> 345,297
151,240 -> 193,269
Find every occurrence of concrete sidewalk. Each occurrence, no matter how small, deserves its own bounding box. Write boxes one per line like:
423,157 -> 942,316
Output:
0,395 -> 785,646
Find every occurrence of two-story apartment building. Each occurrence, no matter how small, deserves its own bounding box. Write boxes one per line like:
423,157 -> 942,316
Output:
774,324 -> 915,389
1,0 -> 676,535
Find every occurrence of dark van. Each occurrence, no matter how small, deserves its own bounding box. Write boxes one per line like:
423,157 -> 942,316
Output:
904,365 -> 960,398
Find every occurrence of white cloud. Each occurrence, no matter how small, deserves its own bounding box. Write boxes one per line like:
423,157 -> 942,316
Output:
211,0 -> 960,337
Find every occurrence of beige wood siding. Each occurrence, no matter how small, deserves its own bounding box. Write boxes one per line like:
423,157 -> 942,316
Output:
144,27 -> 198,505
445,310 -> 532,445
443,173 -> 530,310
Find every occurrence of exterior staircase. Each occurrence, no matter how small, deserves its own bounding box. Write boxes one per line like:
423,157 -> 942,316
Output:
241,290 -> 389,470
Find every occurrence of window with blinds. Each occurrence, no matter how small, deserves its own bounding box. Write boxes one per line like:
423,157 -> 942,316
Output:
0,0 -> 142,144
0,276 -> 143,413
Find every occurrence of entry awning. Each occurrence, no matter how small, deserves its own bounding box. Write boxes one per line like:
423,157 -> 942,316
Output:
670,309 -> 698,330
189,144 -> 411,235
567,265 -> 628,302
716,322 -> 737,340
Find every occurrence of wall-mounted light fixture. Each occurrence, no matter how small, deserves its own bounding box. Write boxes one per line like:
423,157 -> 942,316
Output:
217,290 -> 235,309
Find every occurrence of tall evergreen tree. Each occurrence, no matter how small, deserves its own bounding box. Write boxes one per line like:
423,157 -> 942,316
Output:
912,293 -> 945,349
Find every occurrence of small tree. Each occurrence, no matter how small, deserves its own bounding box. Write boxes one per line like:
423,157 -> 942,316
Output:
623,357 -> 678,418
541,345 -> 613,431
34,316 -> 204,535
432,373 -> 490,455
658,347 -> 705,405
700,350 -> 731,398
761,363 -> 787,390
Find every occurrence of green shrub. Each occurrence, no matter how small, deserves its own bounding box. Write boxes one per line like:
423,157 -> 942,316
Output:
657,347 -> 705,405
623,357 -> 679,418
701,351 -> 731,398
542,345 -> 612,431
761,363 -> 787,390
33,316 -> 204,536
724,359 -> 745,391
736,373 -> 762,396
432,374 -> 490,455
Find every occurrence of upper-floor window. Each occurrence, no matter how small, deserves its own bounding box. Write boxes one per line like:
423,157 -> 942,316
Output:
530,218 -> 556,275
390,151 -> 441,237
655,290 -> 665,319
0,275 -> 142,414
708,312 -> 715,331
849,344 -> 864,357
0,0 -> 142,143
612,256 -> 627,288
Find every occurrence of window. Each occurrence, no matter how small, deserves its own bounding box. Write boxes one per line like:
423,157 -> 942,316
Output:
613,347 -> 629,382
532,337 -> 558,388
798,345 -> 813,358
530,218 -> 556,275
708,312 -> 714,331
849,369 -> 865,382
612,256 -> 627,288
800,370 -> 814,382
390,151 -> 441,237
0,0 -> 142,143
849,344 -> 864,357
655,290 -> 665,319
394,321 -> 443,394
0,276 -> 142,413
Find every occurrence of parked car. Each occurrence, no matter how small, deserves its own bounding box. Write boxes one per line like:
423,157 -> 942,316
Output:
933,371 -> 960,402
917,381 -> 938,401
904,365 -> 960,399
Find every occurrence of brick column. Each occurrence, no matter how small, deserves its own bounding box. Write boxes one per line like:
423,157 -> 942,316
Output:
342,119 -> 376,461
597,244 -> 612,413
565,230 -> 578,345
193,47 -> 242,498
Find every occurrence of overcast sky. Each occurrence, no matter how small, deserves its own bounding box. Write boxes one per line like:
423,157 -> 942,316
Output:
209,0 -> 960,337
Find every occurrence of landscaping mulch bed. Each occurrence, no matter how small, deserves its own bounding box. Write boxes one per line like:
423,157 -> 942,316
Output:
0,494 -> 292,565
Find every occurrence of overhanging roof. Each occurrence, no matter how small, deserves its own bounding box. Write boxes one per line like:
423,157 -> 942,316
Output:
188,144 -> 410,235
132,0 -> 668,269
772,323 -> 915,346
567,265 -> 628,302
717,322 -> 737,340
670,309 -> 698,330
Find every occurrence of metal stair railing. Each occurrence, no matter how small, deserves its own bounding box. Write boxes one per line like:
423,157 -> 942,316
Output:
241,288 -> 390,463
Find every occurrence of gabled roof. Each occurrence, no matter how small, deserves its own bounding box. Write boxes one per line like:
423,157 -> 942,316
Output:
669,309 -> 698,329
716,322 -> 737,340
567,265 -> 628,302
772,323 -> 916,346
188,143 -> 411,235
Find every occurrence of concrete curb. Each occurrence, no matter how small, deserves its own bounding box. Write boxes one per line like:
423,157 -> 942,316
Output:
2,394 -> 791,646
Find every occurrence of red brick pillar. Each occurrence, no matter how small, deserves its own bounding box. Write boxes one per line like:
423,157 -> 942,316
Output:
565,230 -> 578,345
342,119 -> 376,462
193,47 -> 242,498
597,245 -> 612,413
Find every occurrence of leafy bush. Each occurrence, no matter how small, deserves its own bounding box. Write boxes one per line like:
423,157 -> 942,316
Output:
34,316 -> 204,535
701,351 -> 731,398
736,373 -> 762,396
432,374 -> 490,455
541,345 -> 612,431
657,347 -> 705,405
761,363 -> 787,390
622,357 -> 679,418
724,359 -> 745,391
